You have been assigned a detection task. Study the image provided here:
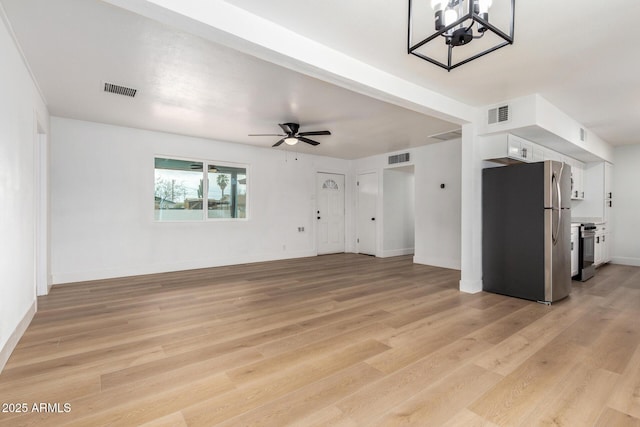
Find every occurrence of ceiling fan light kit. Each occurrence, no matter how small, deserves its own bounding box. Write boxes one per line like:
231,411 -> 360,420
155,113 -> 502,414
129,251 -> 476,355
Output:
408,0 -> 515,71
249,122 -> 331,147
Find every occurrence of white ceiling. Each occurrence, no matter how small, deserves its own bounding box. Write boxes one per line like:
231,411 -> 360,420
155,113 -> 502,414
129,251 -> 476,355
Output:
2,0 -> 639,160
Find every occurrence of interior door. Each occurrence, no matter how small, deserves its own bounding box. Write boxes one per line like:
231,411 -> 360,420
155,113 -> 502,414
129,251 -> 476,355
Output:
357,172 -> 377,256
316,173 -> 345,254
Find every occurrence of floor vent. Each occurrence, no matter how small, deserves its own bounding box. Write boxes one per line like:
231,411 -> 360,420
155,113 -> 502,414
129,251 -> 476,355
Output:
104,82 -> 137,98
429,129 -> 462,141
389,152 -> 410,165
488,105 -> 510,124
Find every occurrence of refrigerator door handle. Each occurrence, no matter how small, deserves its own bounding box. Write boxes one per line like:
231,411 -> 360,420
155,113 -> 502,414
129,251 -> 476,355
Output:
552,167 -> 562,246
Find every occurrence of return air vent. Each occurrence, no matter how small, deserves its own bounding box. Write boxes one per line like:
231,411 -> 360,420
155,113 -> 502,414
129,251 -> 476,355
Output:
429,129 -> 462,141
388,152 -> 410,165
103,82 -> 137,98
488,105 -> 510,125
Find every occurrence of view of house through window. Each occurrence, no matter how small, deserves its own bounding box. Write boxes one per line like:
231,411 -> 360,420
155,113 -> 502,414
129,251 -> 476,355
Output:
154,157 -> 247,221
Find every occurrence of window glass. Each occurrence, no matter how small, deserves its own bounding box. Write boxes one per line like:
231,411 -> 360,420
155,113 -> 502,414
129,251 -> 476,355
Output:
208,165 -> 247,219
154,158 -> 204,221
154,157 -> 247,221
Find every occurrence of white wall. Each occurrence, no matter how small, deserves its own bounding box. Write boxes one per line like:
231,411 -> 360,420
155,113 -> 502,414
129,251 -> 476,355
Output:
0,12 -> 49,370
413,140 -> 462,270
612,145 -> 640,266
382,167 -> 415,257
50,117 -> 351,283
355,140 -> 461,269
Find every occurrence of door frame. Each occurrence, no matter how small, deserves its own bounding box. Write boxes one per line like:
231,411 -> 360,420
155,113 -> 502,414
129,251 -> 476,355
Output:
356,170 -> 379,256
34,118 -> 50,297
315,171 -> 346,255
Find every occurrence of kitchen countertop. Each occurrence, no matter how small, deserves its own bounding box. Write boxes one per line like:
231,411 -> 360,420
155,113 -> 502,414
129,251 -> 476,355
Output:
571,217 -> 605,224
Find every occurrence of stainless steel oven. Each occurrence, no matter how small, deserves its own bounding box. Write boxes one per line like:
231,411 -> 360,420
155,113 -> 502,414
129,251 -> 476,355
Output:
575,223 -> 596,281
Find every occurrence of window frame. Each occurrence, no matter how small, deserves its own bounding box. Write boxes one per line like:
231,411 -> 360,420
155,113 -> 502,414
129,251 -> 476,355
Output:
153,155 -> 249,222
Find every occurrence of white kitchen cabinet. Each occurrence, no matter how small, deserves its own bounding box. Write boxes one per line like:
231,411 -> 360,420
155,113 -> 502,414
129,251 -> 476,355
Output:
571,161 -> 613,224
570,225 -> 579,277
594,223 -> 611,267
604,162 -> 613,223
482,134 -> 539,164
568,159 -> 585,200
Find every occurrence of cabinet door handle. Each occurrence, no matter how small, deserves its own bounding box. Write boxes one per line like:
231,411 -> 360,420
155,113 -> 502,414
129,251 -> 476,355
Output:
571,242 -> 574,250
602,235 -> 606,242
608,192 -> 612,199
521,148 -> 527,158
596,236 -> 600,244
608,201 -> 612,208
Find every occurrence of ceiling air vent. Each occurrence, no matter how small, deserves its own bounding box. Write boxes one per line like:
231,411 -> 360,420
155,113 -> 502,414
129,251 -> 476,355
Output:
429,129 -> 462,141
580,127 -> 587,142
488,105 -> 510,125
103,82 -> 137,98
389,153 -> 410,165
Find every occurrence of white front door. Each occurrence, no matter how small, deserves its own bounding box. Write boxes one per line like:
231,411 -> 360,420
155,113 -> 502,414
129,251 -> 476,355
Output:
357,172 -> 377,256
316,173 -> 345,254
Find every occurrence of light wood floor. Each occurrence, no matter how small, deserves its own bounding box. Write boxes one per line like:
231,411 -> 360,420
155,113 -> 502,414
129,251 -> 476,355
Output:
1,254 -> 640,426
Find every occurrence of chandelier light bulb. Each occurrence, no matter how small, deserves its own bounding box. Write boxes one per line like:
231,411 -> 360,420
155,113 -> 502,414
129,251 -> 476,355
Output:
478,0 -> 492,14
444,9 -> 458,27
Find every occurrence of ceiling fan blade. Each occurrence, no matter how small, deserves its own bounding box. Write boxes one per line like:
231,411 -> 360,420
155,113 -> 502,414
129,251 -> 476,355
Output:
278,123 -> 292,134
272,138 -> 286,147
297,130 -> 331,136
248,133 -> 285,136
298,136 -> 320,146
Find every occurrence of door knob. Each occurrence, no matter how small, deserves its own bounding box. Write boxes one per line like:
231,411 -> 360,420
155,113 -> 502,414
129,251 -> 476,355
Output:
371,218 -> 376,221
317,216 -> 321,220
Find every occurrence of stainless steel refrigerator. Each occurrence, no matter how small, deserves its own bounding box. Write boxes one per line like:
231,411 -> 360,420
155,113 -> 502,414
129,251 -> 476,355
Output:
482,160 -> 571,303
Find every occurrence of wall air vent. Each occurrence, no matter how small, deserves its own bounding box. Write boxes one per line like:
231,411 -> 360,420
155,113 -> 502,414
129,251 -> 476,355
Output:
429,129 -> 462,141
488,105 -> 510,125
388,153 -> 410,165
103,82 -> 137,98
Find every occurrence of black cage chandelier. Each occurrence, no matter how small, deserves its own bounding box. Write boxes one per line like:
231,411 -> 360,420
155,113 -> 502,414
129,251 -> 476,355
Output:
408,0 -> 515,71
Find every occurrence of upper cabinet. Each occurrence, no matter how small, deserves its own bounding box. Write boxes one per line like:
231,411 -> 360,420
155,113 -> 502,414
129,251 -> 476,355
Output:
565,158 -> 585,200
482,134 -> 546,164
571,161 -> 614,224
604,162 -> 613,223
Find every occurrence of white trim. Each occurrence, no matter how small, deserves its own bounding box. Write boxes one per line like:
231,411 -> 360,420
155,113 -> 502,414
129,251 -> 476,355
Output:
459,279 -> 483,294
380,248 -> 414,258
414,255 -> 461,271
51,249 -> 318,285
611,257 -> 640,267
355,171 -> 378,256
35,120 -> 50,296
0,302 -> 36,374
153,155 -> 250,222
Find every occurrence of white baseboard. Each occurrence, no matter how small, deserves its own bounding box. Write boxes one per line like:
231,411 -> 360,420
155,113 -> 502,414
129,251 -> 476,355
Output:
610,257 -> 640,267
459,279 -> 483,294
0,301 -> 36,373
413,255 -> 461,271
51,250 -> 318,284
379,248 -> 414,258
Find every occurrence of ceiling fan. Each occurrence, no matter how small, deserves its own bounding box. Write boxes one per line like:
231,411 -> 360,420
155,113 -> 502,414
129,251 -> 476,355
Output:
249,122 -> 331,147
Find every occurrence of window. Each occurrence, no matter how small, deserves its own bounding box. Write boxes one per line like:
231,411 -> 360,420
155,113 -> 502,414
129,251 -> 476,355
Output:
154,157 -> 247,221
